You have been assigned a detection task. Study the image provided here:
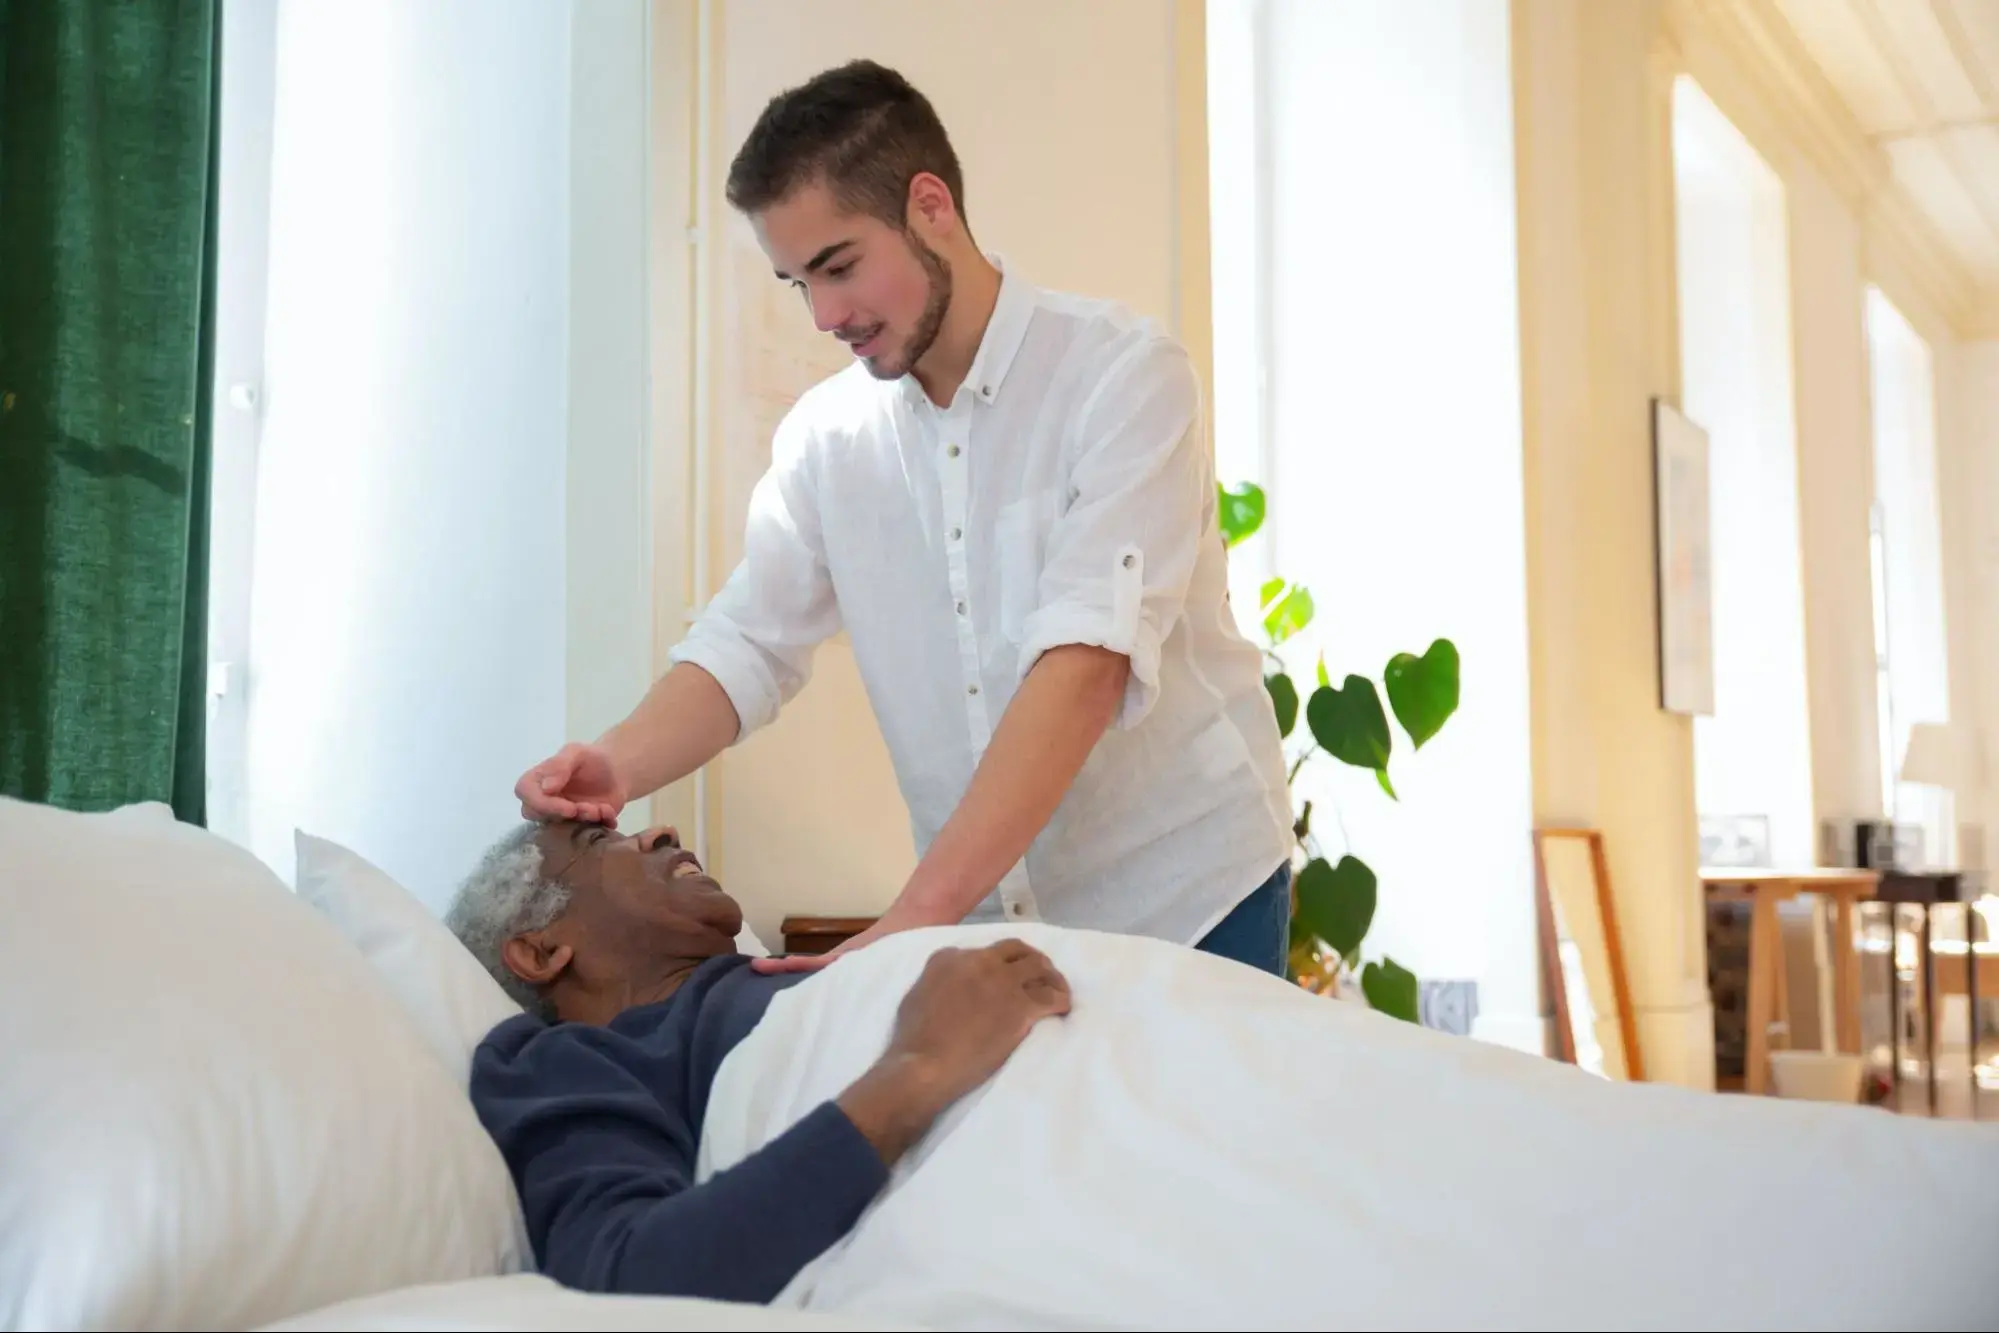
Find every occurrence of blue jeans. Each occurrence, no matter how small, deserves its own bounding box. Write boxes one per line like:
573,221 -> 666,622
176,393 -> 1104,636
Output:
1194,862 -> 1292,977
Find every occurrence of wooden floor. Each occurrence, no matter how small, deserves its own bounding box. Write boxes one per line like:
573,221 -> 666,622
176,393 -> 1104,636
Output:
1881,1054 -> 1996,1120
1717,1052 -> 1995,1121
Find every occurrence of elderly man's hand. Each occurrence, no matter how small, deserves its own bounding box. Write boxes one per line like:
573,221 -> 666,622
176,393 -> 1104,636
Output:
835,939 -> 1072,1165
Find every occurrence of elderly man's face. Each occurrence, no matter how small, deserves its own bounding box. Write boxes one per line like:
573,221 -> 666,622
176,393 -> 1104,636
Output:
500,822 -> 743,1012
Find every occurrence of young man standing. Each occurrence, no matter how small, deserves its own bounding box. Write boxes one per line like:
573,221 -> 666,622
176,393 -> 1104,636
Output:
516,60 -> 1293,975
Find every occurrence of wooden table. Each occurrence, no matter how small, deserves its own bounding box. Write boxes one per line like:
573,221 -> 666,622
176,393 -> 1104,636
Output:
1702,868 -> 1879,1095
1872,871 -> 1976,1116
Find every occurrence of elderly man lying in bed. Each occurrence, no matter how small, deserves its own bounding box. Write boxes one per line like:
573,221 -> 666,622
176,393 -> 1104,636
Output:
447,819 -> 1067,1307
450,819 -> 1998,1330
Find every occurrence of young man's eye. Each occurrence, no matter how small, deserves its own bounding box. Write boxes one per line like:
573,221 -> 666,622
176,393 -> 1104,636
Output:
826,261 -> 855,279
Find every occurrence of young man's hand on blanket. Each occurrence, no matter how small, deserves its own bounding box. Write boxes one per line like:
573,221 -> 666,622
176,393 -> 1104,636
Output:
835,938 -> 1073,1163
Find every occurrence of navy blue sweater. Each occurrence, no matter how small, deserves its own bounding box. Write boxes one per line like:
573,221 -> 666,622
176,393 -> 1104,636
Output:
468,955 -> 888,1304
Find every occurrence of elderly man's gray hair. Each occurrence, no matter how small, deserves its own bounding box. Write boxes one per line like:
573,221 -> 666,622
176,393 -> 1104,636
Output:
446,823 -> 572,1020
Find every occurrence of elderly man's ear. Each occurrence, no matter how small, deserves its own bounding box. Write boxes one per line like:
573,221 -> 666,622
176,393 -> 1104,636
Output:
502,933 -> 574,988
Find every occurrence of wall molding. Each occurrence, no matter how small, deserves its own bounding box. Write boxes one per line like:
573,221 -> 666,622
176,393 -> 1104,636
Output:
1662,0 -> 1982,341
1964,293 -> 1999,343
1170,0 -> 1214,426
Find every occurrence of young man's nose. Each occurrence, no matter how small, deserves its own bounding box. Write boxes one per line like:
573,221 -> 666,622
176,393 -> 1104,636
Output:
809,288 -> 852,335
636,826 -> 680,854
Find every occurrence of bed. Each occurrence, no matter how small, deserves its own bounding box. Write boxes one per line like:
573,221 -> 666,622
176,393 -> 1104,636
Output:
4,797 -> 1994,1332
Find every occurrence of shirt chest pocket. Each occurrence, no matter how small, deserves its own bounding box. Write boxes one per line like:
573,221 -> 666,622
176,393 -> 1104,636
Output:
994,488 -> 1063,644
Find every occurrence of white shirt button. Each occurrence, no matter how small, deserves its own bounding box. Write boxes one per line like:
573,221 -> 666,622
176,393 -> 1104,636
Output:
955,600 -> 967,615
967,683 -> 980,696
1007,902 -> 1025,918
1122,553 -> 1136,568
946,443 -> 961,458
950,526 -> 962,542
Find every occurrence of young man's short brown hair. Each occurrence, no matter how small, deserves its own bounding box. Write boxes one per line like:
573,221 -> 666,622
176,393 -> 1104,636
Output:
725,60 -> 966,229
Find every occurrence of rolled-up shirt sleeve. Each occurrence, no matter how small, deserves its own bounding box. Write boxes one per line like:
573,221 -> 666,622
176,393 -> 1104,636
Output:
669,408 -> 839,742
1015,335 -> 1208,730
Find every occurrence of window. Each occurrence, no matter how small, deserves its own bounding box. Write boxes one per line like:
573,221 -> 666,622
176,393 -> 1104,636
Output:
1671,77 -> 1815,869
1864,289 -> 1952,867
1205,0 -> 1536,1049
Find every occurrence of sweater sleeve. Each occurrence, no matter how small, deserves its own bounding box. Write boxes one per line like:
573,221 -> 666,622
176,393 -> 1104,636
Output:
471,1017 -> 888,1304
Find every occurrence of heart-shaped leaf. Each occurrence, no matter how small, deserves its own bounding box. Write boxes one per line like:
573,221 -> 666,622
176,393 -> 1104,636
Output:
1306,675 -> 1392,774
1361,956 -> 1421,1024
1263,584 -> 1314,645
1259,576 -> 1286,609
1384,639 -> 1460,750
1316,653 -> 1330,688
1294,854 -> 1377,961
1264,671 -> 1299,738
1218,482 -> 1266,547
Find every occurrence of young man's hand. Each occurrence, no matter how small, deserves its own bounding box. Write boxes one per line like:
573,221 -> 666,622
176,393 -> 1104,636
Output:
835,939 -> 1071,1165
514,742 -> 629,825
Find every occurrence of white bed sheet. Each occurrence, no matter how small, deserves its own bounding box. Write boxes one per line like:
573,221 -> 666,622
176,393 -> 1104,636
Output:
701,923 -> 1999,1332
255,1274 -> 919,1332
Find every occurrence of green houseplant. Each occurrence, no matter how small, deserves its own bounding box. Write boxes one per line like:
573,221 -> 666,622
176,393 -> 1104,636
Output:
1218,482 -> 1462,1024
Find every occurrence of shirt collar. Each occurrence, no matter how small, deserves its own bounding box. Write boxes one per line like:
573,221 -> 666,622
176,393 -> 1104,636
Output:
900,253 -> 1033,409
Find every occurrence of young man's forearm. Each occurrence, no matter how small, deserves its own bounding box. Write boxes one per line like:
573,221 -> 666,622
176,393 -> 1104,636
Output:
597,663 -> 743,802
897,644 -> 1129,923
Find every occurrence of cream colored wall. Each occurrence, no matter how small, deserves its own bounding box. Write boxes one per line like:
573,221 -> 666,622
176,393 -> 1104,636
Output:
1512,0 -> 1715,1088
639,0 -> 1987,1051
1669,2 -> 1995,867
1787,163 -> 1885,831
645,1 -> 1210,947
1515,0 -> 1994,1086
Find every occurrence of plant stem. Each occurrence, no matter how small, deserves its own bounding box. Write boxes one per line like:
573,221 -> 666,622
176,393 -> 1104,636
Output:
1287,745 -> 1317,784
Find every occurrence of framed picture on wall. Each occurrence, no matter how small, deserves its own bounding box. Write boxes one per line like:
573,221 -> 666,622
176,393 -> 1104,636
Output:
1652,397 -> 1716,716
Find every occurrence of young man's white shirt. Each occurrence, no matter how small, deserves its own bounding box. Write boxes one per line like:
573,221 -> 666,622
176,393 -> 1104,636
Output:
671,258 -> 1292,944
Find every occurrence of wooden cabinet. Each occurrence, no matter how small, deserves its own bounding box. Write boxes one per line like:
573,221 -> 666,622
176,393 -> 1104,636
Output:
778,915 -> 878,956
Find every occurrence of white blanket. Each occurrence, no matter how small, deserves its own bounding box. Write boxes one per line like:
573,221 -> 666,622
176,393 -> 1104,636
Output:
699,924 -> 1999,1332
255,1275 -> 913,1332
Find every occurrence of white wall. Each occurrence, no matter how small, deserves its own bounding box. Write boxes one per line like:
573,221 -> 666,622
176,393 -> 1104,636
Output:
1219,0 -> 1538,1047
566,2 -> 657,755
206,0 -> 279,845
232,0 -> 652,909
649,0 -> 1209,945
1672,78 -> 1817,869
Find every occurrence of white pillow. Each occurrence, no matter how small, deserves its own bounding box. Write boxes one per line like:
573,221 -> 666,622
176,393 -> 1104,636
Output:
293,831 -> 520,1084
293,829 -> 773,1081
0,798 -> 528,1332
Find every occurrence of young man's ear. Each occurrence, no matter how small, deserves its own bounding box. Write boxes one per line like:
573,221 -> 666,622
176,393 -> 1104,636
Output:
502,933 -> 574,988
906,171 -> 956,234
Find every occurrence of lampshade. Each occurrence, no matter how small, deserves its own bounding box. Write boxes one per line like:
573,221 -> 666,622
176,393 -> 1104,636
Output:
1898,722 -> 1987,791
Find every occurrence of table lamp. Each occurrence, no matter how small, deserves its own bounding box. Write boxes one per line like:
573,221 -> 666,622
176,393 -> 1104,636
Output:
1898,722 -> 1987,870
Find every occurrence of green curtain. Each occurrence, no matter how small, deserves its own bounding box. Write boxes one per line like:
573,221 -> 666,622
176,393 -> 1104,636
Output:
0,0 -> 220,822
